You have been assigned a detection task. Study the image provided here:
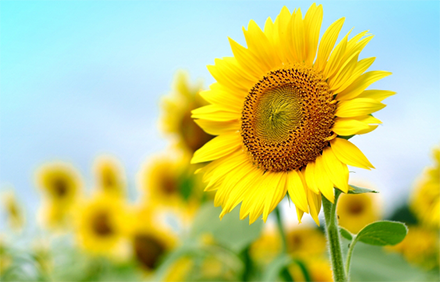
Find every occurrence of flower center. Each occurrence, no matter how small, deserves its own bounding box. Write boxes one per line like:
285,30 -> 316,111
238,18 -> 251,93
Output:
133,234 -> 166,269
241,66 -> 336,172
92,212 -> 113,236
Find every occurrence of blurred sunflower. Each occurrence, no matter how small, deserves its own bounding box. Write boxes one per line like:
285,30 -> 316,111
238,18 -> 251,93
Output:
388,226 -> 439,270
249,227 -> 282,265
0,237 -> 12,275
36,162 -> 83,230
129,207 -> 177,272
337,188 -> 380,234
410,146 -> 440,228
286,225 -> 326,257
138,153 -> 203,222
161,71 -> 214,154
289,257 -> 333,282
93,155 -> 126,198
75,193 -> 129,257
191,4 -> 393,224
1,189 -> 25,232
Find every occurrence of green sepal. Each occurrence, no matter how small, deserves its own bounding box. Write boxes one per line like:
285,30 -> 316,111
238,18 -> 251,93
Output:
348,185 -> 378,194
339,227 -> 353,241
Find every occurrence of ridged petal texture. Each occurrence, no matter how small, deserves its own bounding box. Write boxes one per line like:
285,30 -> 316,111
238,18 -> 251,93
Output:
191,4 -> 393,224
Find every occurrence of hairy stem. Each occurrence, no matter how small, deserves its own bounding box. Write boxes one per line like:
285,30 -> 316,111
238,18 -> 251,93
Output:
322,190 -> 347,282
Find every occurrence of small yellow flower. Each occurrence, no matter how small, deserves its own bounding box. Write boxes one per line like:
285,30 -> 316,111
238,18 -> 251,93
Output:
249,227 -> 282,265
388,226 -> 439,270
137,152 -> 204,222
1,189 -> 25,232
93,155 -> 126,198
161,71 -> 214,154
75,193 -> 128,257
35,162 -> 83,230
410,146 -> 440,228
191,4 -> 393,224
286,225 -> 326,257
337,187 -> 380,234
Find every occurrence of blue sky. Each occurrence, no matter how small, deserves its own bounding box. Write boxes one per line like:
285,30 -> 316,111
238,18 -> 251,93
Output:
1,1 -> 439,227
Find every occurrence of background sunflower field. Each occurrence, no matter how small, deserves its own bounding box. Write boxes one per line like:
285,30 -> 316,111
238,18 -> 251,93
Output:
1,1 -> 439,281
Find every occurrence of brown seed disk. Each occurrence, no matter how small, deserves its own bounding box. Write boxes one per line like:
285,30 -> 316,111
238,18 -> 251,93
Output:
241,65 -> 336,172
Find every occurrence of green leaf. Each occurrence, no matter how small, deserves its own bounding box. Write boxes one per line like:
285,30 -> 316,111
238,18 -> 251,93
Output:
339,135 -> 355,140
339,227 -> 353,240
190,203 -> 263,252
356,220 -> 407,246
348,185 -> 378,194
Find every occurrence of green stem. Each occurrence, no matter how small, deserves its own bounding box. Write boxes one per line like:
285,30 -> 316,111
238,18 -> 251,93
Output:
345,236 -> 357,277
274,206 -> 295,282
322,190 -> 347,282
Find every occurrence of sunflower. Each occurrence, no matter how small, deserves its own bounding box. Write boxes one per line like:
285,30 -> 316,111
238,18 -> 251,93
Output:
337,186 -> 380,233
161,71 -> 214,154
128,206 -> 177,271
286,225 -> 326,257
410,146 -> 440,228
93,155 -> 126,198
191,4 -> 393,224
0,189 -> 25,232
75,193 -> 129,256
35,162 -> 83,230
138,152 -> 204,221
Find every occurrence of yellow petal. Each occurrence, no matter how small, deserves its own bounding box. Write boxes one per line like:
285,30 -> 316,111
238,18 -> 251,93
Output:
337,71 -> 392,101
290,8 -> 305,63
335,57 -> 376,93
322,147 -> 349,193
323,28 -> 351,79
199,89 -> 242,112
286,170 -> 308,213
331,138 -> 374,170
296,207 -> 304,223
314,17 -> 345,72
274,6 -> 293,63
353,115 -> 382,134
262,172 -> 286,222
336,98 -> 386,118
307,189 -> 321,226
304,3 -> 323,65
329,51 -> 360,92
194,119 -> 239,136
208,59 -> 253,92
357,90 -> 396,102
220,165 -> 262,217
333,118 -> 370,136
315,155 -> 335,203
243,20 -> 280,71
228,37 -> 265,79
191,133 -> 241,164
192,105 -> 241,121
304,162 -> 319,194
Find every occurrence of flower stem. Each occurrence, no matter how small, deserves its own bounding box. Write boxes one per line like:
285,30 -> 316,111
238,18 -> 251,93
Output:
322,190 -> 347,282
274,206 -> 295,282
345,235 -> 357,277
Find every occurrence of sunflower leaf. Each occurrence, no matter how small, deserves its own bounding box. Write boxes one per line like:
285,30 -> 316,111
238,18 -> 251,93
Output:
356,220 -> 407,246
339,227 -> 353,240
348,185 -> 378,194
